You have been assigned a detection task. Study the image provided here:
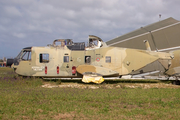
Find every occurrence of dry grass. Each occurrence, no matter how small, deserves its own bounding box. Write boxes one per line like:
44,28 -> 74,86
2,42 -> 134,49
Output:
1,67 -> 180,120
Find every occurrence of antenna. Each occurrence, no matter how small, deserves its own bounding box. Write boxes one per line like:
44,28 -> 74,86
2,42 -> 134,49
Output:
159,14 -> 161,21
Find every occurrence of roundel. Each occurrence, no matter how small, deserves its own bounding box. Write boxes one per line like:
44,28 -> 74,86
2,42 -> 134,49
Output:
96,57 -> 100,62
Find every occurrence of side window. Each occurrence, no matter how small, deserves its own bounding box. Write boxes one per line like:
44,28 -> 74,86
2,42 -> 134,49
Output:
85,56 -> 91,63
106,56 -> 111,63
21,51 -> 31,61
64,56 -> 69,62
40,53 -> 49,63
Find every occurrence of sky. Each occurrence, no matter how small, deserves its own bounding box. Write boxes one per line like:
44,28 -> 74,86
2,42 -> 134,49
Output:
0,0 -> 180,59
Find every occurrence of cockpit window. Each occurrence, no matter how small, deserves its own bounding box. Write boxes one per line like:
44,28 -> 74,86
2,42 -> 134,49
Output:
16,51 -> 23,59
21,51 -> 31,61
13,47 -> 31,65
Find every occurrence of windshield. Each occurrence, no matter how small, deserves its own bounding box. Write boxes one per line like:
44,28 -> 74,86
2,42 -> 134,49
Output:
16,49 -> 31,60
14,47 -> 32,65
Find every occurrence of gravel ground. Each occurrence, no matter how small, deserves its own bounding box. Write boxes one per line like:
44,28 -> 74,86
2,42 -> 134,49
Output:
42,82 -> 180,89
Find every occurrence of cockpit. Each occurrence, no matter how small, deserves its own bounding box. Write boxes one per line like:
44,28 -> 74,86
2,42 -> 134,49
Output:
16,47 -> 32,62
6,47 -> 32,67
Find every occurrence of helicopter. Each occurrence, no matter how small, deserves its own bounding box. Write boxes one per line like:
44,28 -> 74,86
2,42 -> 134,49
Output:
7,35 -> 175,84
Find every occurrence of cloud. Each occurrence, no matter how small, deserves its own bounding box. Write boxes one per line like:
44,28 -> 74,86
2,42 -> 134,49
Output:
0,0 -> 180,58
13,33 -> 26,38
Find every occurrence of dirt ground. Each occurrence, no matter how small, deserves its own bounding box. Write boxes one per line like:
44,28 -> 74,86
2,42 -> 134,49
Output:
42,82 -> 180,89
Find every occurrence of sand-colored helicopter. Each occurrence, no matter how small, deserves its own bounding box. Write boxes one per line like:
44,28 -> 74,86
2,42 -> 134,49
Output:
7,35 -> 177,84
